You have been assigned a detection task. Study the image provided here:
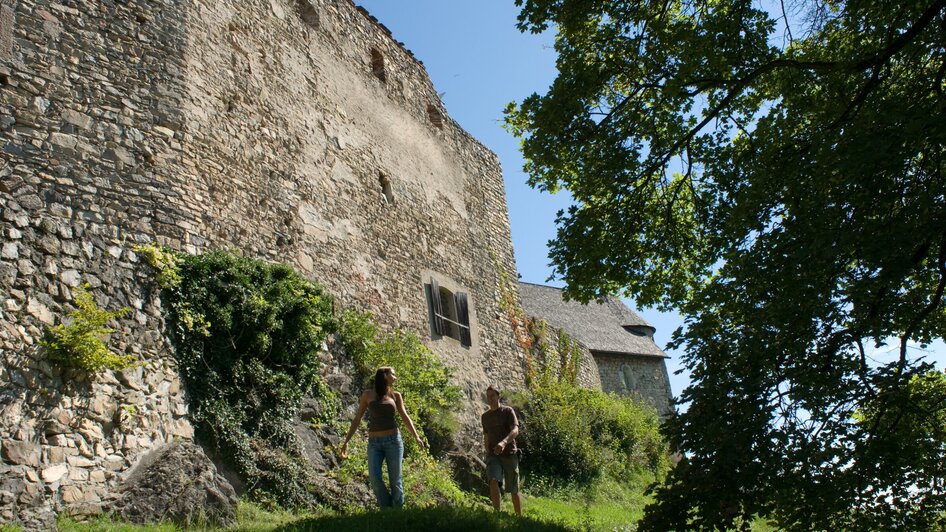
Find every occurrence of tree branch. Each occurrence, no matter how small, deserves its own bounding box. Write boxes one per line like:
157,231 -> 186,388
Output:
596,0 -> 946,183
898,234 -> 946,375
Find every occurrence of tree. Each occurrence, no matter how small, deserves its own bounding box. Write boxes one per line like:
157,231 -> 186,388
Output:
505,0 -> 946,529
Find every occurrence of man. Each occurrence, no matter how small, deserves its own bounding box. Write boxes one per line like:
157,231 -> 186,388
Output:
481,385 -> 522,515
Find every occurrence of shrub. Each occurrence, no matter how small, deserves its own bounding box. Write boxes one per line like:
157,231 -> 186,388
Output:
338,309 -> 462,456
512,381 -> 668,484
142,248 -> 337,508
332,310 -> 469,507
42,284 -> 135,372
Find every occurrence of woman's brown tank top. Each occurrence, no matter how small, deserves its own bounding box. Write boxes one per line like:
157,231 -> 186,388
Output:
367,397 -> 398,432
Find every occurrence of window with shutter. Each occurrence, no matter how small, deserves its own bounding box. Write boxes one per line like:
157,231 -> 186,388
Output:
455,292 -> 471,347
430,277 -> 444,336
428,277 -> 472,346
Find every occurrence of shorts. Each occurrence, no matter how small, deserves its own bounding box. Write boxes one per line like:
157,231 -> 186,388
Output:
486,453 -> 520,494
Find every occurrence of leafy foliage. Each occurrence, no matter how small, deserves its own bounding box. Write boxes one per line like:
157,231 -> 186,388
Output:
507,0 -> 946,528
512,381 -> 669,485
133,244 -> 181,289
526,319 -> 583,388
145,249 -> 337,509
337,309 -> 462,456
43,284 -> 135,372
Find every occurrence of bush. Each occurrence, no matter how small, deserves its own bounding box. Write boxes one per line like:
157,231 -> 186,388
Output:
338,309 -> 462,456
332,310 -> 469,507
512,381 -> 668,484
141,248 -> 337,508
43,284 -> 135,373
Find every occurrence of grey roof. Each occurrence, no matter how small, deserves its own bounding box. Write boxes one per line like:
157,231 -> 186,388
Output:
517,282 -> 667,358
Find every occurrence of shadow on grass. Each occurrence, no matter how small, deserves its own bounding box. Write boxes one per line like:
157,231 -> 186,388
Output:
274,505 -> 569,532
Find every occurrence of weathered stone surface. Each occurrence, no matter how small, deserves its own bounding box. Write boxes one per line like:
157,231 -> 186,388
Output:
1,440 -> 39,467
109,442 -> 237,527
1,0 -> 528,524
41,464 -> 67,483
0,5 -> 14,60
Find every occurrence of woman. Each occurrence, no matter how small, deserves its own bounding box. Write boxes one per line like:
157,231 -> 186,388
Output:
340,366 -> 425,508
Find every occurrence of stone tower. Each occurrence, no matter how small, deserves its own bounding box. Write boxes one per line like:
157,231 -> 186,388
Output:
0,0 -> 525,525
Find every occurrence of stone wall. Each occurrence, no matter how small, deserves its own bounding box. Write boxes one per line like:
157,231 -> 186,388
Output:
527,319 -> 602,390
0,0 -> 524,525
594,353 -> 673,417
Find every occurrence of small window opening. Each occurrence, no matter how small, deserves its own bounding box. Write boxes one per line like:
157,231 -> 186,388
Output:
370,48 -> 386,82
379,172 -> 394,204
427,104 -> 443,129
0,73 -> 8,86
296,0 -> 319,27
623,325 -> 653,338
429,278 -> 472,347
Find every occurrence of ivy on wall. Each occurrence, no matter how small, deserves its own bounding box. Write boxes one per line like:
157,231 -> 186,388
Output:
138,246 -> 336,508
138,245 -> 470,509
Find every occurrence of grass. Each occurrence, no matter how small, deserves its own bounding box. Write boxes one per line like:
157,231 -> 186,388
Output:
521,473 -> 653,531
56,502 -> 305,532
52,473 -> 670,531
281,506 -> 568,531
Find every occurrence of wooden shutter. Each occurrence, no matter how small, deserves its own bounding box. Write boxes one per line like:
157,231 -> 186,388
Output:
430,278 -> 444,336
456,291 -> 471,347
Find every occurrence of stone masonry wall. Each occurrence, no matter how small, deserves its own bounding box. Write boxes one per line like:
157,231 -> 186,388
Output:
594,353 -> 673,417
527,319 -> 602,390
0,0 -> 525,526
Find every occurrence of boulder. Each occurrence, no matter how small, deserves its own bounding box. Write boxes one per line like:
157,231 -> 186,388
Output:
109,441 -> 237,527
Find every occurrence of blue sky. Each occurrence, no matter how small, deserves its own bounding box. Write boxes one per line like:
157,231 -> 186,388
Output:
355,1 -> 944,400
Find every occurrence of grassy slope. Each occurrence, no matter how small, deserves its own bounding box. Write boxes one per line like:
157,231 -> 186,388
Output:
51,473 -> 663,532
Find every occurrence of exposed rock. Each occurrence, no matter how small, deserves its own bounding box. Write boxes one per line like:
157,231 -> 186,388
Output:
109,441 -> 237,527
448,444 -> 490,495
1,440 -> 39,467
40,463 -> 67,483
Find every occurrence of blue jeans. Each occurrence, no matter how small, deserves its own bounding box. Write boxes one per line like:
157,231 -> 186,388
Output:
367,432 -> 404,508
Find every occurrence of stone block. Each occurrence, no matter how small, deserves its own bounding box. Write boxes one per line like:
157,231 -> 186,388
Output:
66,455 -> 95,468
61,109 -> 93,130
1,440 -> 39,467
0,6 -> 15,60
46,446 -> 65,463
62,485 -> 83,503
1,242 -> 17,259
59,269 -> 81,287
41,463 -> 67,483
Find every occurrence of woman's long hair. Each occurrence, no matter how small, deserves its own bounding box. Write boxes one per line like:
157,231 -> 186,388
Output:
374,367 -> 392,399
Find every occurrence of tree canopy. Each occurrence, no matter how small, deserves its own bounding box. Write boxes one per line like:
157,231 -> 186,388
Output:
506,0 -> 946,529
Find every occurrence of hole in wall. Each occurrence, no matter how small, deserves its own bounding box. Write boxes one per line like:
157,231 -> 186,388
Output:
0,74 -> 8,86
370,48 -> 386,82
427,104 -> 443,129
296,0 -> 319,27
379,172 -> 394,204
